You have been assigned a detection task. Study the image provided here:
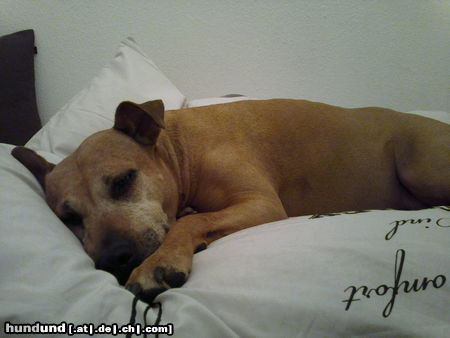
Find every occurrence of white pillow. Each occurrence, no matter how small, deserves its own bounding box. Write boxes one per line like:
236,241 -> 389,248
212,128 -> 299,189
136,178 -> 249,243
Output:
168,207 -> 450,337
26,37 -> 185,158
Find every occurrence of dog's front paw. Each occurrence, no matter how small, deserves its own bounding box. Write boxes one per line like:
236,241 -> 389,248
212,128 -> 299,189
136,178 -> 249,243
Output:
125,252 -> 191,303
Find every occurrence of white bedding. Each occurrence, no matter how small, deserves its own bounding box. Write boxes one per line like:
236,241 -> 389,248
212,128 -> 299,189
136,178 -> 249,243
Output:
0,38 -> 449,337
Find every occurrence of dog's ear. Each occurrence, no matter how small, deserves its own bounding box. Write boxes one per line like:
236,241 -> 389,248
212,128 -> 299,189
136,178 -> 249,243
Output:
114,99 -> 165,145
11,146 -> 55,191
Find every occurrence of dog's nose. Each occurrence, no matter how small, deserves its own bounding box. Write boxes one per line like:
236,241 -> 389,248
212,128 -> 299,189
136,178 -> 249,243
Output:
95,239 -> 137,284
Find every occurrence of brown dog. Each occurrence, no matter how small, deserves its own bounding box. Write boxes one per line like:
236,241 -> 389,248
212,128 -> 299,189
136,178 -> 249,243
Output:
12,99 -> 450,302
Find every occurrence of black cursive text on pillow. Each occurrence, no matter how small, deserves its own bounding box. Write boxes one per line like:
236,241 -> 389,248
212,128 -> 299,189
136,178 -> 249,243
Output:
342,249 -> 446,318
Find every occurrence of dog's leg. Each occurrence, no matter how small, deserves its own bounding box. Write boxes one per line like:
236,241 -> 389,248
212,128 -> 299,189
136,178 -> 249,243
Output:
125,194 -> 287,303
395,116 -> 450,206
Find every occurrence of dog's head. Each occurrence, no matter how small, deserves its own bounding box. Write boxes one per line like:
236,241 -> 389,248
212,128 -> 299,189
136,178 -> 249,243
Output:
12,100 -> 180,284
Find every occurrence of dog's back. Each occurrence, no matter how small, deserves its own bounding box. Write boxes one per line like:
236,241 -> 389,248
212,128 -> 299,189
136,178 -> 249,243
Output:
166,99 -> 449,215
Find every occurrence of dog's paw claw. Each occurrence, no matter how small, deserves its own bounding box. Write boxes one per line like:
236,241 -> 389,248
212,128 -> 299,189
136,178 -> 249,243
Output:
141,287 -> 167,304
125,282 -> 166,304
153,266 -> 187,288
165,269 -> 187,288
125,249 -> 192,303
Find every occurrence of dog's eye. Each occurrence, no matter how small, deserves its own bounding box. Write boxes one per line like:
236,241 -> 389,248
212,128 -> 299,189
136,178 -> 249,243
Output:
62,212 -> 83,226
110,169 -> 138,200
60,202 -> 85,241
61,211 -> 84,241
61,202 -> 83,227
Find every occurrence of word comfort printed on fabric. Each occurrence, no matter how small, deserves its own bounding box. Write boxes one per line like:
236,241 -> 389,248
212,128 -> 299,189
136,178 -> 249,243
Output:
342,249 -> 447,318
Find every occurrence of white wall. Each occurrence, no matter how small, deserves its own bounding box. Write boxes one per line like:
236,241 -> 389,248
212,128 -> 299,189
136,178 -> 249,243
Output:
1,0 -> 449,124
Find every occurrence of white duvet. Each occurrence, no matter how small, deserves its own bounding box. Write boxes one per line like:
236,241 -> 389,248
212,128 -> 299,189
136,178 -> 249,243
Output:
0,38 -> 448,337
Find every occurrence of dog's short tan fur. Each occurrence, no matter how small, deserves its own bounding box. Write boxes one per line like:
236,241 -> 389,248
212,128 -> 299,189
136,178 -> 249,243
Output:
12,99 -> 450,302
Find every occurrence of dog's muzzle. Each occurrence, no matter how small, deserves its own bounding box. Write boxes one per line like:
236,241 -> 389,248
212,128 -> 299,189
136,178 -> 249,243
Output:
95,238 -> 141,285
94,228 -> 164,284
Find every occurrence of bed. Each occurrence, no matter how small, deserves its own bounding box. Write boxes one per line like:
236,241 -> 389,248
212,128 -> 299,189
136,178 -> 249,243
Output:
0,35 -> 449,337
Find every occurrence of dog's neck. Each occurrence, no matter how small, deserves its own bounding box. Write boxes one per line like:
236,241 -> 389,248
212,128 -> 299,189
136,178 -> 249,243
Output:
156,112 -> 195,216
